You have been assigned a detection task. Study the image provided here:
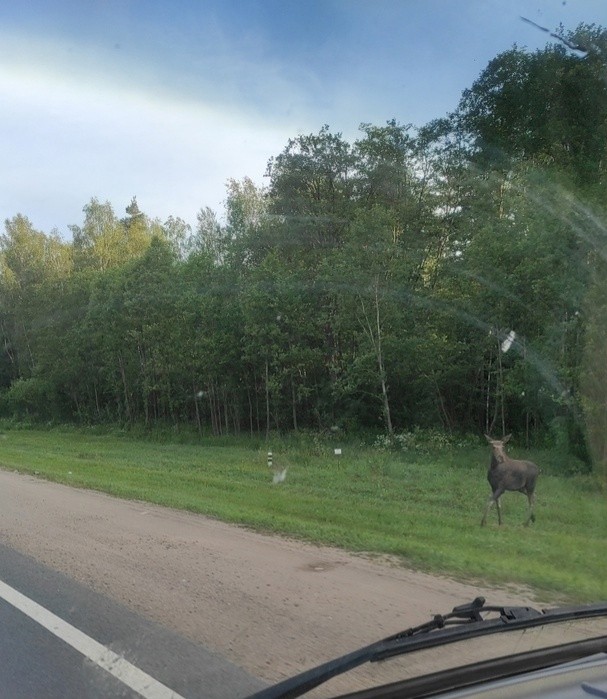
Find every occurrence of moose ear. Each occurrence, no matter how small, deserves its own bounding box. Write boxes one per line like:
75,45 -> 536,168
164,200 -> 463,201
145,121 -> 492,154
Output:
503,434 -> 512,443
484,434 -> 492,442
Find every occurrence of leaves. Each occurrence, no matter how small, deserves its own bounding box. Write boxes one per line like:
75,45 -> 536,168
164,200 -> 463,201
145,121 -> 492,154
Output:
1,26 -> 606,476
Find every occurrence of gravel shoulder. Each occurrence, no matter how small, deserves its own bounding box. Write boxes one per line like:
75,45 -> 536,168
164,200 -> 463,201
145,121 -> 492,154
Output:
0,469 -> 545,696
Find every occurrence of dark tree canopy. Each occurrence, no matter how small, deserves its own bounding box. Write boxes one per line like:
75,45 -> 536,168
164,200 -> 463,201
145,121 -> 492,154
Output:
1,26 -> 606,478
456,25 -> 607,188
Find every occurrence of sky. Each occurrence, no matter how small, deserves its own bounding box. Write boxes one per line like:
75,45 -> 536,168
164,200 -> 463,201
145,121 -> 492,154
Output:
1,0 -> 606,236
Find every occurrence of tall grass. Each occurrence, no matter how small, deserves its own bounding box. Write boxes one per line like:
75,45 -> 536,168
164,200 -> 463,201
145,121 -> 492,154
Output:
0,427 -> 604,603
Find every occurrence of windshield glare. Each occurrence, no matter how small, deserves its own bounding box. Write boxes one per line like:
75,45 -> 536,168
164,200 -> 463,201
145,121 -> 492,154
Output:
0,2 -> 606,698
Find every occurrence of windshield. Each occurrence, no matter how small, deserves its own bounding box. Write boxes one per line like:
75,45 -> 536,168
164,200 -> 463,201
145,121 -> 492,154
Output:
0,2 -> 606,698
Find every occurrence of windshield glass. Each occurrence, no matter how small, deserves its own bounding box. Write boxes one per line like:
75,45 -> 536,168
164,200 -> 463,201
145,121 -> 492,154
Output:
0,2 -> 606,699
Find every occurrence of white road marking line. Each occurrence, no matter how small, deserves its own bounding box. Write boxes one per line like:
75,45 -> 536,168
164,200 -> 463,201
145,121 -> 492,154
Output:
0,578 -> 186,699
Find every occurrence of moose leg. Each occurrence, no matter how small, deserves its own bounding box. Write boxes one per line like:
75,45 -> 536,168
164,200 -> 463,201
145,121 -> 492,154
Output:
481,489 -> 504,526
524,492 -> 536,526
481,497 -> 493,526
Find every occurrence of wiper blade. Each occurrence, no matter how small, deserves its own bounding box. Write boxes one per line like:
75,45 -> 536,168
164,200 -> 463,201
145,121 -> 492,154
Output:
373,596 -> 541,663
247,597 -> 607,699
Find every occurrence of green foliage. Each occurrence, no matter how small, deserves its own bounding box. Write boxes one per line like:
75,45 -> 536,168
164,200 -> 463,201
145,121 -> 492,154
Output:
456,26 -> 607,186
4,378 -> 55,419
373,428 -> 480,453
581,248 -> 607,488
1,27 -> 607,478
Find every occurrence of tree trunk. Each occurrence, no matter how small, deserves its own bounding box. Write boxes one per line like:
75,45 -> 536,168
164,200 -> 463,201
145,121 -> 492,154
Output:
118,353 -> 131,423
360,280 -> 394,436
247,386 -> 254,436
291,377 -> 298,431
265,360 -> 270,439
94,382 -> 101,420
193,378 -> 203,437
207,381 -> 218,436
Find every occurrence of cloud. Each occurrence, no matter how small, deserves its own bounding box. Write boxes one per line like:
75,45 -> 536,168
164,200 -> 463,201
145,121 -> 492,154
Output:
4,0 -> 602,233
0,30 -> 311,234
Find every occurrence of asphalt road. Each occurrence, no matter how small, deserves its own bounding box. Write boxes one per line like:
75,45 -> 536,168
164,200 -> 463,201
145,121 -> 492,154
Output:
0,542 -> 266,699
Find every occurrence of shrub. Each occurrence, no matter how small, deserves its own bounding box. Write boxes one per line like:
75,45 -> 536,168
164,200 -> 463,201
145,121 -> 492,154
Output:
5,378 -> 55,420
373,428 -> 480,453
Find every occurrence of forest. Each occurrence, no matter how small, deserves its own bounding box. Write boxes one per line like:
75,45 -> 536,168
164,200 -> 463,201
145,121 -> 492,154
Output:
1,24 -> 606,479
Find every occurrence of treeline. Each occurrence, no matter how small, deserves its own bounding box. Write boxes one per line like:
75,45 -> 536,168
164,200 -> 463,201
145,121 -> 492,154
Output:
1,25 -> 607,473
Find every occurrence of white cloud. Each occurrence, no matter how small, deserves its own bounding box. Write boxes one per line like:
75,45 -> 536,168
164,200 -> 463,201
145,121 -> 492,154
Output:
0,32 -> 309,234
5,0 -> 602,234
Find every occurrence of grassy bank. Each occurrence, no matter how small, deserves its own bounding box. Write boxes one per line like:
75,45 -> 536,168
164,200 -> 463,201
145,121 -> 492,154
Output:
0,427 -> 604,603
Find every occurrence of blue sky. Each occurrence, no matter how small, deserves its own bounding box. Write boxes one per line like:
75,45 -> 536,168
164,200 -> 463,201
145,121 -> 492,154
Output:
1,0 -> 606,235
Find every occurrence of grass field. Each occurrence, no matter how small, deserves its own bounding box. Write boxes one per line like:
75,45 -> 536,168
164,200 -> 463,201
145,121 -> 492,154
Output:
0,427 -> 605,603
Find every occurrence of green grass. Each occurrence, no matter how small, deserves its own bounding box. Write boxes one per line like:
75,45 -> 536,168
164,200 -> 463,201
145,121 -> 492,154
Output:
0,428 -> 605,603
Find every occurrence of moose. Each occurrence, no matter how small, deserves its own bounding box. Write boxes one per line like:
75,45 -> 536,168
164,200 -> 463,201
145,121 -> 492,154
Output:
481,434 -> 539,527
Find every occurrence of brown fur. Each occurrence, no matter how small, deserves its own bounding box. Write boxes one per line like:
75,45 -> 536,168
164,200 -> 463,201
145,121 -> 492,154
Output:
481,434 -> 539,526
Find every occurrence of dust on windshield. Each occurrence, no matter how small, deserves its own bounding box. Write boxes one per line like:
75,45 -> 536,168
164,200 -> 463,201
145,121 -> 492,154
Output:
0,2 -> 606,696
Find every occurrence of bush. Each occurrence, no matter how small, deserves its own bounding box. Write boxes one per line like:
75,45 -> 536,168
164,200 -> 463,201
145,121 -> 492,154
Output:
5,378 -> 55,420
549,416 -> 592,475
373,428 -> 480,453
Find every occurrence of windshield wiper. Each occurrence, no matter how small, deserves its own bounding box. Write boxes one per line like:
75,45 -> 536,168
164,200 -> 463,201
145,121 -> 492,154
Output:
246,597 -> 607,699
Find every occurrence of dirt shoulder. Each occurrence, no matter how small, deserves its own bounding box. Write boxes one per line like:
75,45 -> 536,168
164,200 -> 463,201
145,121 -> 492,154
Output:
0,469 -> 546,695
